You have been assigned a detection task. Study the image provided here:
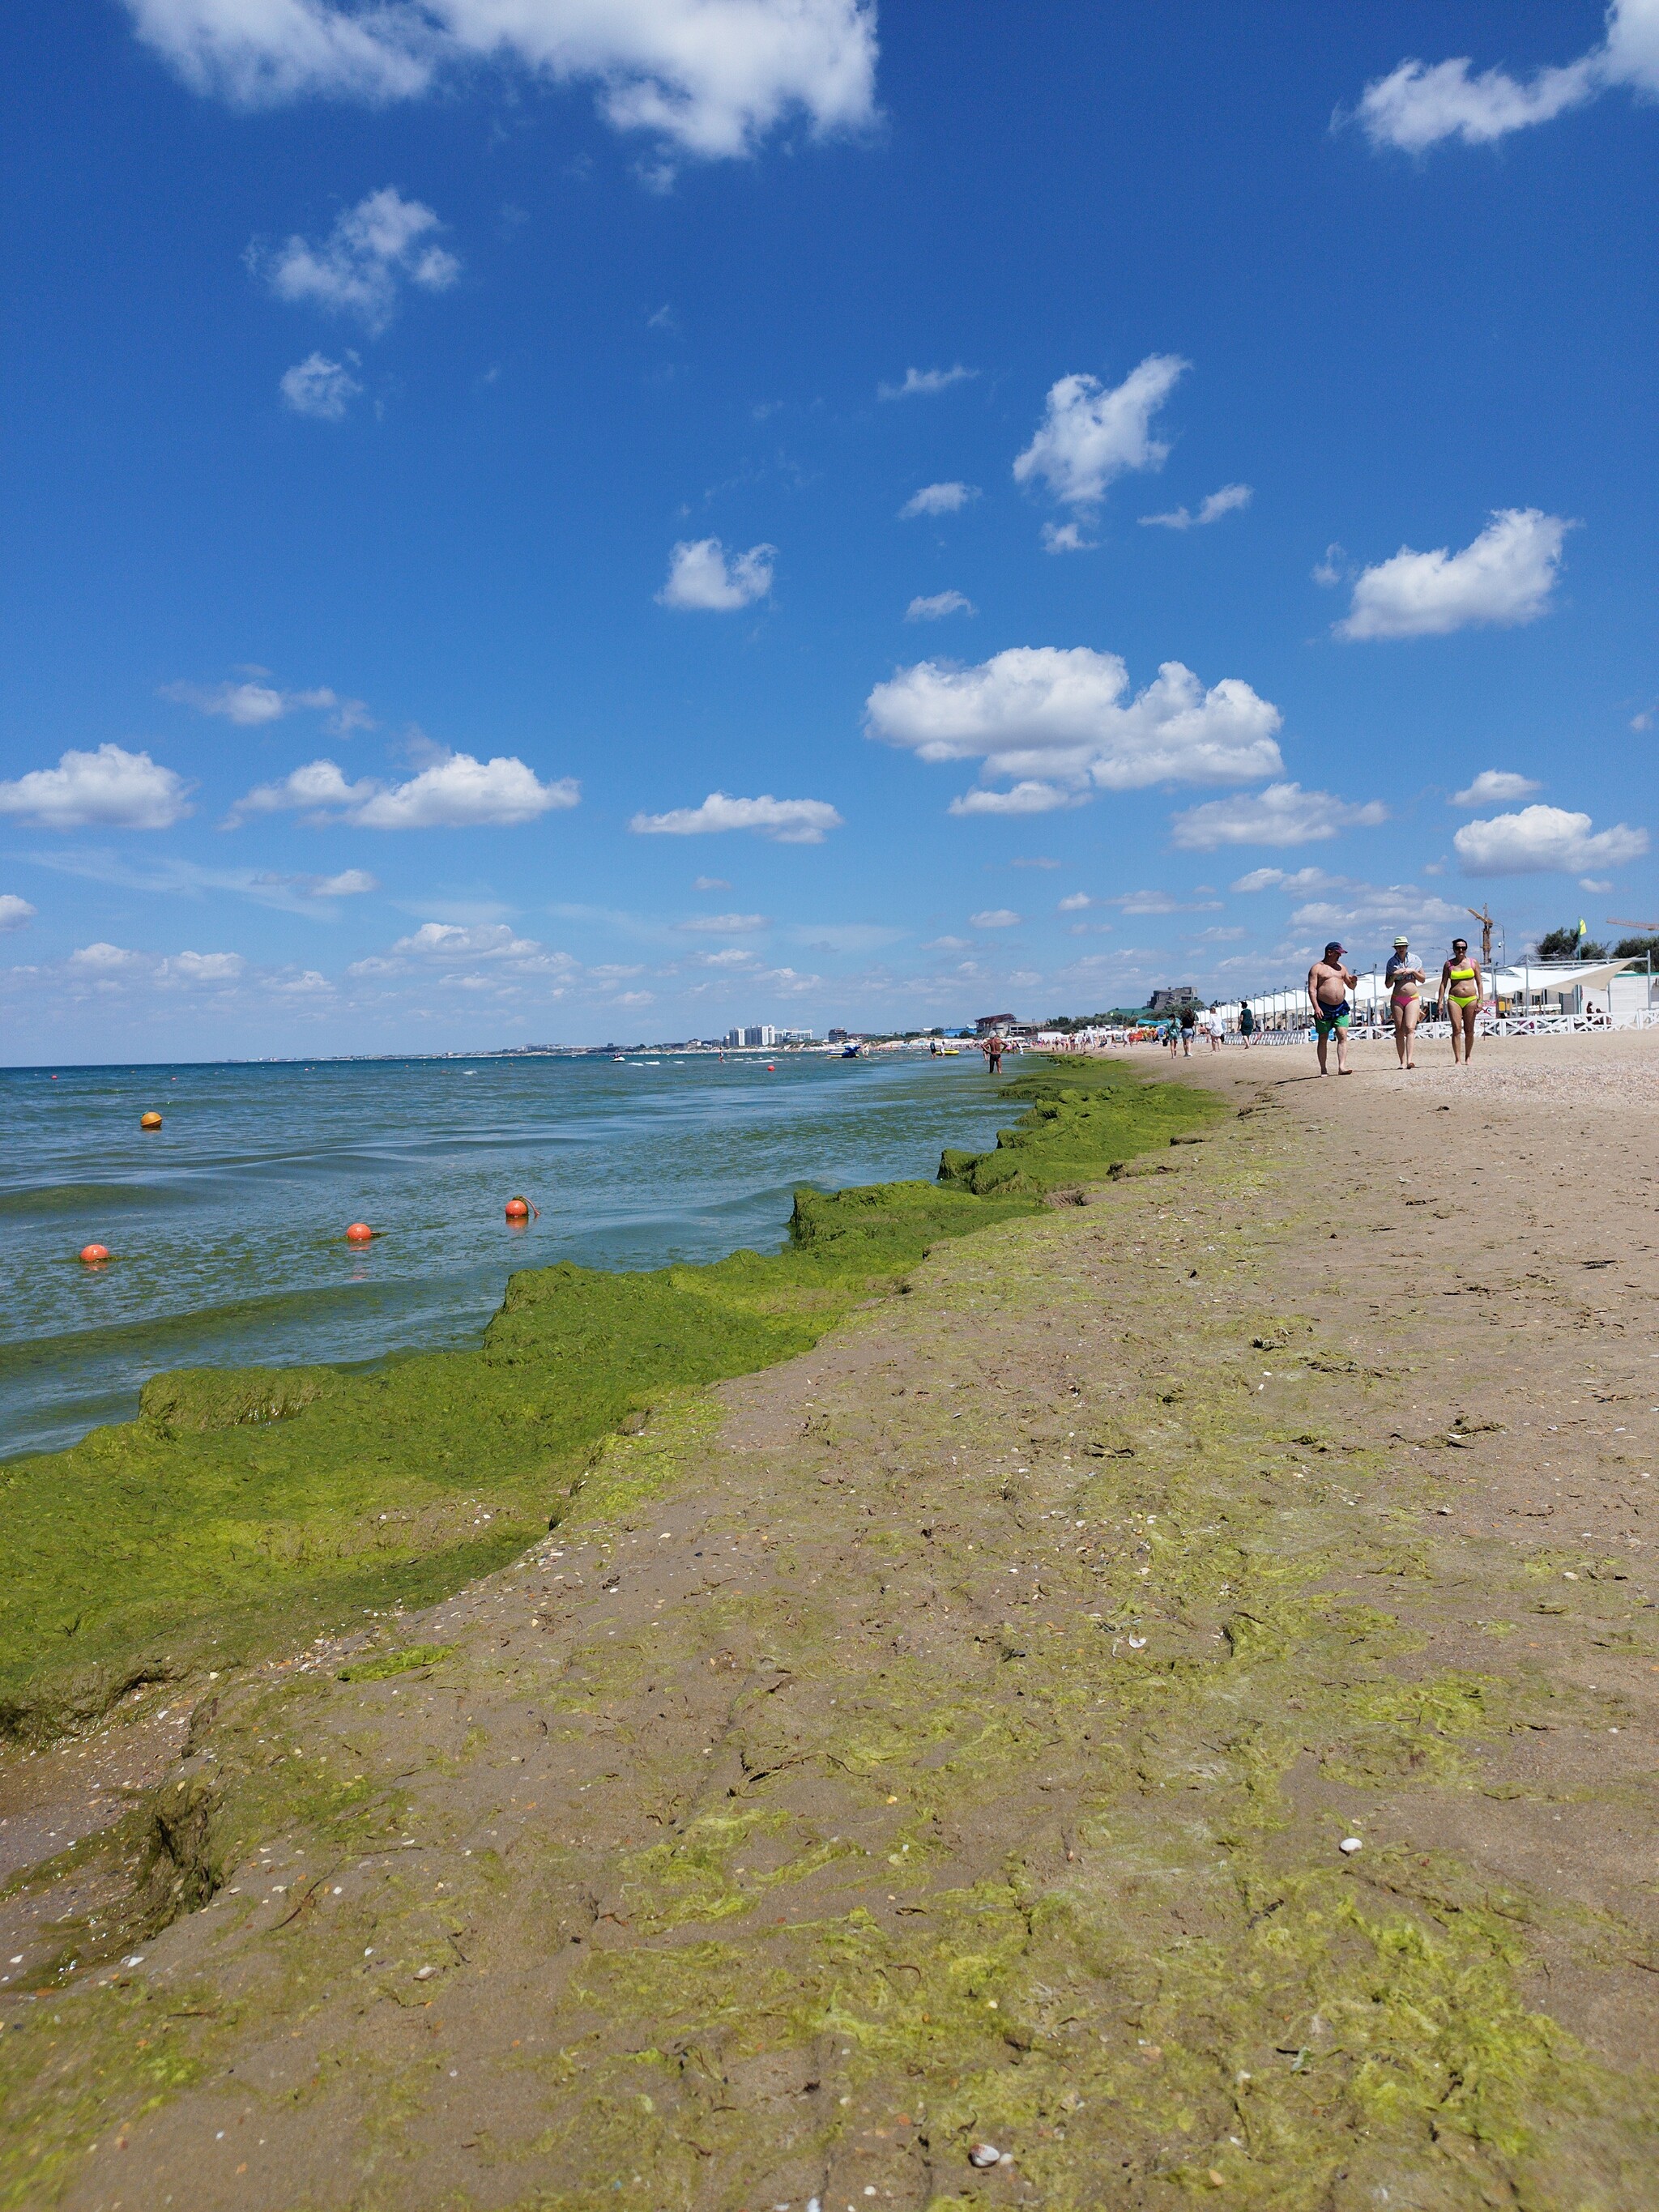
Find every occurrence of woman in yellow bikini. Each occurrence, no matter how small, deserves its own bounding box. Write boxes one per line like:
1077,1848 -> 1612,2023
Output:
1437,936 -> 1484,1065
1385,933 -> 1425,1068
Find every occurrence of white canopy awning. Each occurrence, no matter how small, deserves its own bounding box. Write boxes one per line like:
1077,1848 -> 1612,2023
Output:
1494,960 -> 1634,995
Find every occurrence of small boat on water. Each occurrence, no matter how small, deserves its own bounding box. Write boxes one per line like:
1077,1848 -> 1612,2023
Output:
840,1042 -> 862,1058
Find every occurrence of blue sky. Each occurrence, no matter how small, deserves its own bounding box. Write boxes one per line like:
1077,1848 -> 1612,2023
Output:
2,2 -> 1655,1057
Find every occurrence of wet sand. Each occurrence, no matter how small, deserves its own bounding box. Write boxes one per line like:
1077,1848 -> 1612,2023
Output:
4,1032 -> 1656,2210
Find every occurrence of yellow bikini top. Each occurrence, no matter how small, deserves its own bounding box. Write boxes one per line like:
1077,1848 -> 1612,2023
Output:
1448,961 -> 1477,983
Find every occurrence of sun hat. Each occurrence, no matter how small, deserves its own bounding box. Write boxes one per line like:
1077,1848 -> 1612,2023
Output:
1393,934 -> 1409,946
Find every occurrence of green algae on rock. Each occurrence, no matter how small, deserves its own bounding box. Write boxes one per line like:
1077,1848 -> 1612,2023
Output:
0,1059 -> 1217,1743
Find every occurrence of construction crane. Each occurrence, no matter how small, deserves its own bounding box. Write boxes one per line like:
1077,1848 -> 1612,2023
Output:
1465,904 -> 1495,964
1607,917 -> 1659,933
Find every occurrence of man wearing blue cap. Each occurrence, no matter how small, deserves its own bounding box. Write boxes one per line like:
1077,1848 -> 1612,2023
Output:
1307,940 -> 1357,1076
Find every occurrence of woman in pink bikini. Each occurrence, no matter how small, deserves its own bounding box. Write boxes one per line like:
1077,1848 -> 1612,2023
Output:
1386,934 -> 1425,1068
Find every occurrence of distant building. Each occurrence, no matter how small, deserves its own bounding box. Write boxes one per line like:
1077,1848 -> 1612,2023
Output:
778,1026 -> 816,1043
724,1024 -> 781,1048
1147,987 -> 1199,1015
828,1026 -> 850,1042
975,1012 -> 1017,1034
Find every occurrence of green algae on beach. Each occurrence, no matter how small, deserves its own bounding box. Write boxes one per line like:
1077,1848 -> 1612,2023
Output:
0,1059 -> 1221,1741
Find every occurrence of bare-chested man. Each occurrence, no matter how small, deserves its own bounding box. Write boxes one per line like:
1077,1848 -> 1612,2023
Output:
1307,940 -> 1357,1076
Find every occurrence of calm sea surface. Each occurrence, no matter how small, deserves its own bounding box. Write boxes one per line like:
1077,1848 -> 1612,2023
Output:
0,1052 -> 1014,1460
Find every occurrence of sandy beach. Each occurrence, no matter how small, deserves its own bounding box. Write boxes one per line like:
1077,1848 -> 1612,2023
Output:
2,1034 -> 1655,2210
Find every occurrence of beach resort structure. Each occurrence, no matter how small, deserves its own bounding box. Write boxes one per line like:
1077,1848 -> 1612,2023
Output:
722,1025 -> 817,1048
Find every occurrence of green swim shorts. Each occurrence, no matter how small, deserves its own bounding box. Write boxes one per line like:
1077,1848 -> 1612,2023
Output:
1314,1008 -> 1350,1038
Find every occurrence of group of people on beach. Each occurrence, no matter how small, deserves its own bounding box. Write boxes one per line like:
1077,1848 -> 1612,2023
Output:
1306,935 -> 1485,1076
1159,1005 -> 1224,1057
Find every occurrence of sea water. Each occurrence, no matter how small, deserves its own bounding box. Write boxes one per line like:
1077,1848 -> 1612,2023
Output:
0,1053 -> 1012,1460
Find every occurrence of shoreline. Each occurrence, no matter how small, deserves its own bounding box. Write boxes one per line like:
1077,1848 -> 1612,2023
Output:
1,1051 -> 1022,1467
0,1058 -> 1218,1745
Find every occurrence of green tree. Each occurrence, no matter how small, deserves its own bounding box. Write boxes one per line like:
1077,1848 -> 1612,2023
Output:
1533,923 -> 1606,960
1613,934 -> 1659,962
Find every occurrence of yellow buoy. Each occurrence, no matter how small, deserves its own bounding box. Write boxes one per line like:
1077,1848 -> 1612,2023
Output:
140,1111 -> 163,1131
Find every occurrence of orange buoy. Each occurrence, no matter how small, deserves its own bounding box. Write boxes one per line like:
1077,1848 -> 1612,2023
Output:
79,1243 -> 110,1264
140,1111 -> 163,1131
504,1196 -> 534,1221
345,1221 -> 373,1243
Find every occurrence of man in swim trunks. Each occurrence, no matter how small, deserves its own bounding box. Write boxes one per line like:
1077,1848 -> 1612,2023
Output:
1385,933 -> 1425,1069
1307,940 -> 1357,1076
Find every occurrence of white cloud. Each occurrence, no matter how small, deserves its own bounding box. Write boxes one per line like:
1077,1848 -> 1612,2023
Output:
280,352 -> 362,420
1452,769 -> 1543,807
947,782 -> 1077,817
124,0 -> 880,160
0,744 -> 193,830
1311,543 -> 1347,587
1056,892 -> 1092,912
970,909 -> 1021,928
228,751 -> 578,828
657,537 -> 775,610
1013,356 -> 1188,509
1140,483 -> 1252,531
789,922 -> 902,954
162,949 -> 246,982
161,677 -> 370,731
906,590 -> 975,622
1107,890 -> 1223,914
1453,804 -> 1649,875
390,922 -> 545,959
879,364 -> 976,399
255,188 -> 458,334
1170,782 -> 1388,851
354,753 -> 575,829
20,847 -> 378,915
692,875 -> 730,890
0,893 -> 37,931
1580,876 -> 1614,893
1348,2 -> 1659,154
1039,521 -> 1095,555
1337,509 -> 1570,639
1230,865 -> 1340,894
1353,55 -> 1595,153
678,911 -> 769,933
867,646 -> 1284,811
1290,884 -> 1473,939
70,941 -> 147,973
898,481 -> 978,519
629,791 -> 842,842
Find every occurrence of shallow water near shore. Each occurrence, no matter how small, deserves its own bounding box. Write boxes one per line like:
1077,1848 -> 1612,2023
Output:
0,1052 -> 1015,1459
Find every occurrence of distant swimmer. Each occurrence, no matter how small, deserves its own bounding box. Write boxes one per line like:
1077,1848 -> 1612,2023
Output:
1386,934 -> 1426,1069
1307,940 -> 1357,1076
980,1031 -> 1005,1074
1437,936 -> 1484,1067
